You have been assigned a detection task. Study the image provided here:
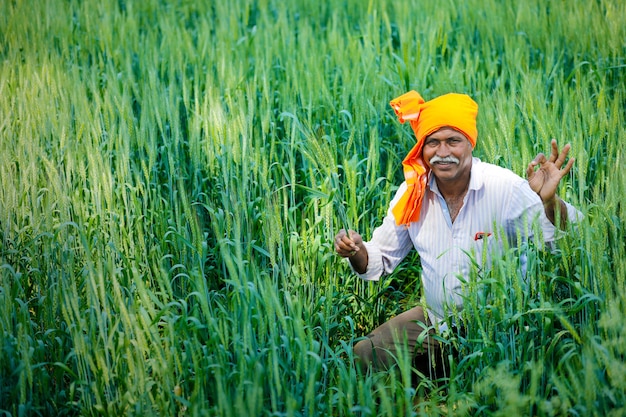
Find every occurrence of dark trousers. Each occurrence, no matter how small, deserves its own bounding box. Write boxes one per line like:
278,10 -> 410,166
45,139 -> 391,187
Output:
353,306 -> 450,381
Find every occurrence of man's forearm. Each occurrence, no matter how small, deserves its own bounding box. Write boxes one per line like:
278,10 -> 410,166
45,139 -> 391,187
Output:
349,246 -> 369,274
544,196 -> 568,229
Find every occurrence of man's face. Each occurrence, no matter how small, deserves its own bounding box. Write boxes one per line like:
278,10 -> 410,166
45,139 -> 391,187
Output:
423,127 -> 473,184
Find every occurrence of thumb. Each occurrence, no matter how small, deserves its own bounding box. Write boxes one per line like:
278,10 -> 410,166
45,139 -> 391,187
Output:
526,161 -> 537,179
348,230 -> 362,245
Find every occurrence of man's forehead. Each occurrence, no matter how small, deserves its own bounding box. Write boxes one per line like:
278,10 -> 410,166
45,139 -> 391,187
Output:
426,127 -> 468,140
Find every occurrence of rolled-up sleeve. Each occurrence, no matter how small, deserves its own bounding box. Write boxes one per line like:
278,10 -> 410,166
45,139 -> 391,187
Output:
350,241 -> 385,280
565,200 -> 584,224
348,183 -> 415,280
506,180 -> 583,246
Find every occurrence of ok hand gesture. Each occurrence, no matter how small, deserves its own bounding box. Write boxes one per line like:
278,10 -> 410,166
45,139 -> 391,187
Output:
526,139 -> 575,204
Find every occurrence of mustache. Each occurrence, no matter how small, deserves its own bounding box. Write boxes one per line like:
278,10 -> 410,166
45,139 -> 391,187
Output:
429,155 -> 460,164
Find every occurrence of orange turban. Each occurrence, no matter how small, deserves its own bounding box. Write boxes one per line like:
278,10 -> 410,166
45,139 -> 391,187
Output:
389,91 -> 478,225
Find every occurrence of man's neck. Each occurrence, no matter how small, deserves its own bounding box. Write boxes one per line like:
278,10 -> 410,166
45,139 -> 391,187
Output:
435,176 -> 471,224
435,176 -> 471,200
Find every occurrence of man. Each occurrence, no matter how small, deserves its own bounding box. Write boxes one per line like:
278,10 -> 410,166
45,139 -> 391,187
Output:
334,90 -> 580,377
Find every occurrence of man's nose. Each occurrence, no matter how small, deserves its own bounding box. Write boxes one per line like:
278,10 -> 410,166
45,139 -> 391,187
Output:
437,142 -> 451,155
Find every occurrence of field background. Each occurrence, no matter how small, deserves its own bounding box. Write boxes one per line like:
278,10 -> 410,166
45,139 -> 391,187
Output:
1,0 -> 625,415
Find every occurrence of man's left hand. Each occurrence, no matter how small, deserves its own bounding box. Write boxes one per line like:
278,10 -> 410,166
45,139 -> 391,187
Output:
526,139 -> 575,204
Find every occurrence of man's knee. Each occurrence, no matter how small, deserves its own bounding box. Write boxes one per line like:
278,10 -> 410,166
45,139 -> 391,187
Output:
353,335 -> 400,373
353,338 -> 374,371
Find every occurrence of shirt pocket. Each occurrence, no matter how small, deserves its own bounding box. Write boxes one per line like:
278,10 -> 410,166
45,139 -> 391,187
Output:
471,231 -> 497,272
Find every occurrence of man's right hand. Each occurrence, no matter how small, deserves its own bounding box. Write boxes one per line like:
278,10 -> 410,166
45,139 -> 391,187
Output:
334,229 -> 368,274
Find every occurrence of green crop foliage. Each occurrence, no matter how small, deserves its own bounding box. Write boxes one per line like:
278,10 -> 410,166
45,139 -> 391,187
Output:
1,0 -> 624,415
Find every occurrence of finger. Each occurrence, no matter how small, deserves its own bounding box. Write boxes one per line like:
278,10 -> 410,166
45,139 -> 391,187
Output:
338,233 -> 358,251
335,237 -> 349,251
526,160 -> 537,178
344,237 -> 359,251
341,231 -> 354,244
560,157 -> 575,176
336,241 -> 359,257
548,139 -> 559,163
335,230 -> 350,248
335,240 -> 353,256
533,152 -> 547,167
334,242 -> 342,254
554,143 -> 571,169
347,230 -> 362,244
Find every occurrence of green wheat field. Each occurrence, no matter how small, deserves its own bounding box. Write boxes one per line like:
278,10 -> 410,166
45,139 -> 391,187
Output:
1,0 -> 625,415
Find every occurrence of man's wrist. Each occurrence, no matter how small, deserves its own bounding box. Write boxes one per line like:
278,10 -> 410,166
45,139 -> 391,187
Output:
543,196 -> 568,228
541,194 -> 559,206
348,244 -> 368,274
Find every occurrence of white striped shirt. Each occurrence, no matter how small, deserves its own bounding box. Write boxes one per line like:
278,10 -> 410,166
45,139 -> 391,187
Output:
356,157 -> 580,325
